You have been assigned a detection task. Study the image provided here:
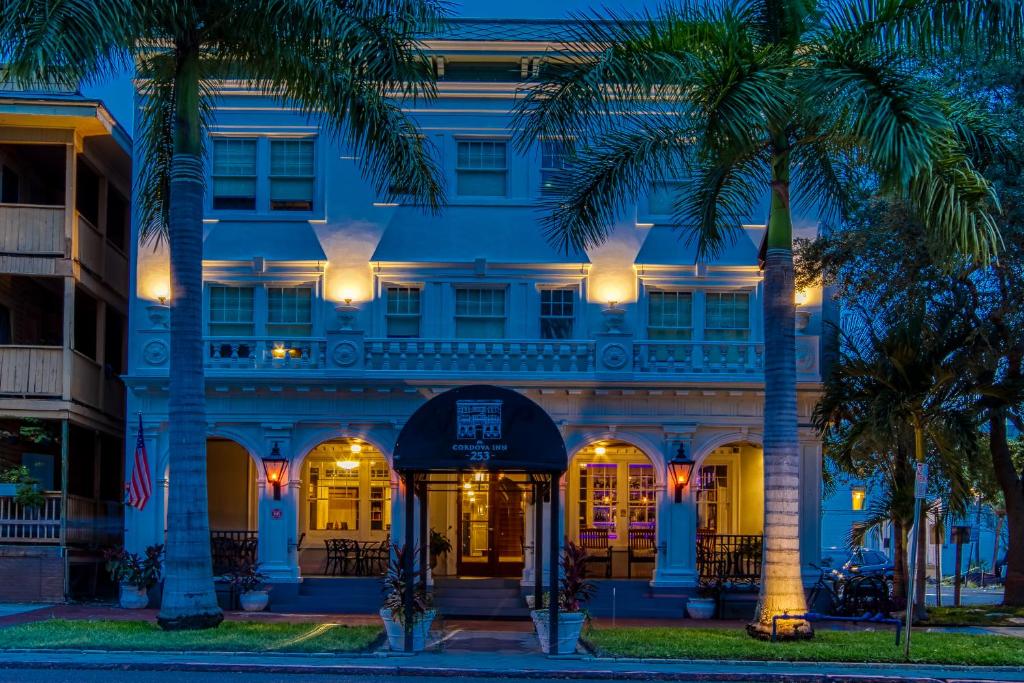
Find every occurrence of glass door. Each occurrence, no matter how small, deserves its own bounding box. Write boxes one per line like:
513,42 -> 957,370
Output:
456,472 -> 525,576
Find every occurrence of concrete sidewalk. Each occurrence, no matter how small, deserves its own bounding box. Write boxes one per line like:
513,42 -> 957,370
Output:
0,647 -> 1022,682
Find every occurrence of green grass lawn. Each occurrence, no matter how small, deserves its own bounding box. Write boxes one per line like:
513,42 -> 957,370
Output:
585,627 -> 1024,666
0,619 -> 382,653
921,605 -> 1024,627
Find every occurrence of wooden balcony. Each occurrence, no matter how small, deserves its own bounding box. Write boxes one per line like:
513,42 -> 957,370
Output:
0,346 -> 63,396
0,204 -> 66,256
0,493 -> 122,546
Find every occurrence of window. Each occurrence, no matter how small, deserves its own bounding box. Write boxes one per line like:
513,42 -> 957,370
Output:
540,141 -> 574,195
212,138 -> 257,210
648,291 -> 693,340
456,140 -> 507,197
628,464 -> 656,528
584,464 -> 617,530
455,287 -> 506,338
308,464 -> 360,531
270,139 -> 314,211
209,285 -> 255,336
540,288 -> 574,339
705,292 -> 750,340
386,287 -> 421,338
696,464 -> 732,533
1,165 -> 19,203
647,180 -> 682,216
268,287 -> 312,336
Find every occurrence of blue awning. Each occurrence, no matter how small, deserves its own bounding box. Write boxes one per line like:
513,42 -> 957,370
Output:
370,206 -> 588,264
203,221 -> 327,262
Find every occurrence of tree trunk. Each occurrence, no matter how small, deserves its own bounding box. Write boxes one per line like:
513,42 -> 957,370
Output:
157,44 -> 224,630
748,149 -> 811,640
989,411 -> 1024,606
891,517 -> 908,603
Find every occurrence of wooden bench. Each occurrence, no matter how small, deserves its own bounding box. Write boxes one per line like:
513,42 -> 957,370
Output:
578,528 -> 612,578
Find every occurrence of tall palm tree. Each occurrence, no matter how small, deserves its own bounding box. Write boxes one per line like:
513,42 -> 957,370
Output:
513,0 -> 1019,638
2,0 -> 445,629
814,306 -> 977,617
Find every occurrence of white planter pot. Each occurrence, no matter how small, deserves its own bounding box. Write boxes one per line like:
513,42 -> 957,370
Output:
240,590 -> 269,612
686,597 -> 716,619
531,609 -> 585,655
119,584 -> 149,609
380,608 -> 436,652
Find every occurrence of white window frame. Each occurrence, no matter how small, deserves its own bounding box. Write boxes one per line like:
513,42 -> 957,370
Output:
539,140 -> 574,196
211,137 -> 258,211
207,284 -> 256,336
385,285 -> 423,338
453,285 -> 507,339
704,290 -> 752,341
646,289 -> 694,340
267,286 -> 314,336
455,138 -> 509,197
208,134 -> 320,217
269,138 -> 316,212
539,287 -> 575,339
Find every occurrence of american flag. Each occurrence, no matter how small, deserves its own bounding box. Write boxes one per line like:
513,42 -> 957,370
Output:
126,413 -> 151,510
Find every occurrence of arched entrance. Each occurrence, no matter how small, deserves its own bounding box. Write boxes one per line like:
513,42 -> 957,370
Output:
695,441 -> 764,586
206,437 -> 258,574
566,440 -> 658,579
297,437 -> 394,576
393,384 -> 567,653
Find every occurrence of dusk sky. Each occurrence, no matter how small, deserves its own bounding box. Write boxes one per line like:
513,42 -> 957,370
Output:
82,0 -> 658,127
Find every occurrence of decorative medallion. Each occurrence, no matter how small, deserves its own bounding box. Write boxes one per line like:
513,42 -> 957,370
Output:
795,341 -> 816,371
332,340 -> 359,367
601,343 -> 628,370
142,340 -> 169,366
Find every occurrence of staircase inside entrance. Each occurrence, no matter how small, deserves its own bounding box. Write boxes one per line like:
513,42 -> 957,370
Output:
433,577 -> 530,619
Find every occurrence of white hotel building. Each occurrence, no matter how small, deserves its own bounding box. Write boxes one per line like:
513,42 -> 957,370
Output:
125,19 -> 826,617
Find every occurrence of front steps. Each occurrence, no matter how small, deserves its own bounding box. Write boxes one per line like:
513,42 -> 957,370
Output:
433,577 -> 531,619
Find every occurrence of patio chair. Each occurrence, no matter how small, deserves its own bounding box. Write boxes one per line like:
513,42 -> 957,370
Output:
578,528 -> 612,578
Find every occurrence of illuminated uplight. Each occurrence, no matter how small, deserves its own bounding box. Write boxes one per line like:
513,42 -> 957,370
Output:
851,486 -> 866,511
794,289 -> 809,306
336,459 -> 360,471
350,442 -> 363,454
594,445 -> 607,456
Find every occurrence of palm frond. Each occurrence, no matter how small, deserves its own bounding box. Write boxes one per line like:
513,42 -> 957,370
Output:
0,0 -> 137,88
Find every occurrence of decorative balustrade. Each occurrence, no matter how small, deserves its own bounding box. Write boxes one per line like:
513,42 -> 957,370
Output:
633,341 -> 765,375
0,493 -> 61,542
206,337 -> 327,369
362,338 -> 596,374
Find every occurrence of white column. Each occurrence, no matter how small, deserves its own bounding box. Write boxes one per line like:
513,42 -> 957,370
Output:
258,431 -> 300,583
652,434 -> 698,587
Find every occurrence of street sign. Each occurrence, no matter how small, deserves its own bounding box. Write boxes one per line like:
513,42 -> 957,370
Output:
914,463 -> 929,499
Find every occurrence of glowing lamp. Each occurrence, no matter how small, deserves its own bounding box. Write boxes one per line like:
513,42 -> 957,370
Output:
271,345 -> 287,359
794,289 -> 809,306
851,486 -> 866,511
594,445 -> 607,456
261,442 -> 289,501
152,282 -> 170,306
336,459 -> 360,471
350,442 -> 363,453
668,443 -> 695,503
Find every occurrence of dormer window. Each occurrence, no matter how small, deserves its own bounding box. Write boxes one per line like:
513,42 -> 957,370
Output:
540,141 -> 574,196
270,139 -> 314,211
456,140 -> 507,197
212,138 -> 258,210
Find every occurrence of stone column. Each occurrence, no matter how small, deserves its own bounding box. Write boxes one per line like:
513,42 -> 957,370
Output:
652,432 -> 698,587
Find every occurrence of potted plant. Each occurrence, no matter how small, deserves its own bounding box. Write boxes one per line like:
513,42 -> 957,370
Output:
531,540 -> 596,655
228,561 -> 271,611
104,544 -> 163,609
0,466 -> 44,508
380,544 -> 436,651
686,580 -> 719,619
428,528 -> 452,571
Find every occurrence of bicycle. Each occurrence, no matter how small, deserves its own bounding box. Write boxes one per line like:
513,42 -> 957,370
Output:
807,563 -> 898,616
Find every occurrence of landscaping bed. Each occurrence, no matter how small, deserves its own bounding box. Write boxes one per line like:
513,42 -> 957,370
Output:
0,619 -> 382,653
919,605 -> 1024,627
584,627 -> 1024,666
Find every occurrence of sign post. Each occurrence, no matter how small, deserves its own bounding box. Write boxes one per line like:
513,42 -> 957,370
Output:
904,462 -> 928,659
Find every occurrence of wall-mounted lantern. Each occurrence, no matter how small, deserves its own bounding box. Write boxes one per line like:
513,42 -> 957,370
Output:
667,443 -> 695,503
851,485 -> 866,511
262,441 -> 289,500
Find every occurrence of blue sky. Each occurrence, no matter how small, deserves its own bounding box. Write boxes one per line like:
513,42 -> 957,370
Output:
82,1 -> 657,127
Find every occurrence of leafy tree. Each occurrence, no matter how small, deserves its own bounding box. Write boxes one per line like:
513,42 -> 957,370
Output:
513,0 -> 1019,638
1,0 -> 446,629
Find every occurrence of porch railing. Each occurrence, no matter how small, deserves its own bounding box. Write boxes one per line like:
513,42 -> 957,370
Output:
0,493 -> 122,545
696,532 -> 763,586
633,341 -> 765,375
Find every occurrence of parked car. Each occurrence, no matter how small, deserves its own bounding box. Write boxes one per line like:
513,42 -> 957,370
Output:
819,546 -> 893,580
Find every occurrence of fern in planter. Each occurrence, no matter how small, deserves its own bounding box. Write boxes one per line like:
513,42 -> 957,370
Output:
0,466 -> 44,508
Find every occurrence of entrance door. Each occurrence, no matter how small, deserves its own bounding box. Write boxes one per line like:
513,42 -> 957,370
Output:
456,472 -> 525,576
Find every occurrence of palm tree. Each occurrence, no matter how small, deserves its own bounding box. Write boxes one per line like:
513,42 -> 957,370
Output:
814,306 -> 977,617
513,0 -> 1019,638
2,0 -> 445,629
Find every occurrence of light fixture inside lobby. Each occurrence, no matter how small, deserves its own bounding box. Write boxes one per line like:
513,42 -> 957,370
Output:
594,445 -> 607,456
336,459 -> 360,470
350,442 -> 363,453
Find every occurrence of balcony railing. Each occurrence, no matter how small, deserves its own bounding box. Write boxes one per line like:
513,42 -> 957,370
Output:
0,204 -> 66,256
633,341 -> 764,375
0,493 -> 123,546
0,345 -> 63,396
207,337 -> 327,369
363,339 -> 595,374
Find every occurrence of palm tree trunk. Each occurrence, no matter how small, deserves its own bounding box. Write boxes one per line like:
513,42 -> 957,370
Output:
892,517 -> 908,602
157,43 -> 223,630
748,146 -> 811,640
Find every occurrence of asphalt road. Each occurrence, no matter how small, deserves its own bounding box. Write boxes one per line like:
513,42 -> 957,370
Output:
0,672 -> 711,683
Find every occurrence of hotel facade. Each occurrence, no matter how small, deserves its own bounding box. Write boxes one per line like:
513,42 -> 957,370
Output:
125,20 -> 827,615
